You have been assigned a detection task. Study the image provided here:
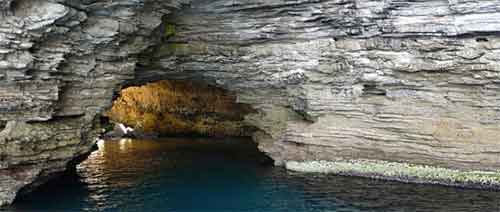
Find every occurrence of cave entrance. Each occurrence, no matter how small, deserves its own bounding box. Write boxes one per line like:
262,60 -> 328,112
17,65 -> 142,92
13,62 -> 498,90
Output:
103,79 -> 257,138
11,79 -> 274,210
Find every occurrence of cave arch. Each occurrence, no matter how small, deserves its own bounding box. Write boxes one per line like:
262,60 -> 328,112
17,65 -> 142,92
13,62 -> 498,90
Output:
103,79 -> 257,138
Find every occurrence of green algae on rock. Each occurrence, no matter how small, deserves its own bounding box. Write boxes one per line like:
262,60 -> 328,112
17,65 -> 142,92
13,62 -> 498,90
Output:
164,23 -> 176,38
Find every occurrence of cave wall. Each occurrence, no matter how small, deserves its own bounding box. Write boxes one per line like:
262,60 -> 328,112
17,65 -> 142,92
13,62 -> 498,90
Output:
0,0 -> 190,205
141,0 -> 500,170
0,0 -> 500,206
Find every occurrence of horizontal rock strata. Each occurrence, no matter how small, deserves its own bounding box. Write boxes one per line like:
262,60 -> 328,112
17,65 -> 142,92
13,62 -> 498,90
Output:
0,0 -> 190,205
143,0 -> 500,170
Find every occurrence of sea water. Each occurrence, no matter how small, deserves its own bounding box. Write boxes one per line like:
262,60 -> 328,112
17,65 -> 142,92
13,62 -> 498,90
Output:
11,137 -> 500,211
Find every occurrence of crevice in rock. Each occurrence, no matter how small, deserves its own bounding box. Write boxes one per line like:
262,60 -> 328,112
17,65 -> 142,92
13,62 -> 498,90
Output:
476,37 -> 489,42
25,114 -> 85,124
0,0 -> 14,13
0,121 -> 6,132
362,84 -> 387,96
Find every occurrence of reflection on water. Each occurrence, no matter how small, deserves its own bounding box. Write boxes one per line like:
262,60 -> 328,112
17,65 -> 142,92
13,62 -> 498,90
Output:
11,137 -> 500,212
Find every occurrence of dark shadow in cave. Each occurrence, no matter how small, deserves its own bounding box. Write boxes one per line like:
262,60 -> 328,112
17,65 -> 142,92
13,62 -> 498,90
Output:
0,120 -> 6,132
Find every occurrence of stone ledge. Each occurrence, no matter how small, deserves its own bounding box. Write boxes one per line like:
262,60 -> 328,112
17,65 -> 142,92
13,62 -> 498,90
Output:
286,160 -> 500,190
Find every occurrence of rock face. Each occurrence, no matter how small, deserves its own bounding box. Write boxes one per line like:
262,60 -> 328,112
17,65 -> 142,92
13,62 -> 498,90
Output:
0,0 -> 190,205
144,0 -> 500,170
1,0 -> 500,206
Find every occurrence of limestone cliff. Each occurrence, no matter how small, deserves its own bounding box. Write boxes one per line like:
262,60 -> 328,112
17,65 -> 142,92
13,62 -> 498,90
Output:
1,0 -> 500,206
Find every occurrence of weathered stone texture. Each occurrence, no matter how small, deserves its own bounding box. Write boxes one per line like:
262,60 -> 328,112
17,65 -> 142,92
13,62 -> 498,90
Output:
143,0 -> 500,170
0,0 -> 190,205
1,0 -> 500,206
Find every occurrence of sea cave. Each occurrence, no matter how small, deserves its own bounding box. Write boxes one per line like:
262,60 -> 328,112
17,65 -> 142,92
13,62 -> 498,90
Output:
2,0 -> 500,211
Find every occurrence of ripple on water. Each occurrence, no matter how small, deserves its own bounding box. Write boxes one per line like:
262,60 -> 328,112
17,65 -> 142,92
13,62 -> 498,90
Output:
11,137 -> 500,212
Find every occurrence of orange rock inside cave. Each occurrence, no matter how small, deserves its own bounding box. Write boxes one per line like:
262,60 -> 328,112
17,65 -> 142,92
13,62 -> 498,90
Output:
105,80 -> 255,137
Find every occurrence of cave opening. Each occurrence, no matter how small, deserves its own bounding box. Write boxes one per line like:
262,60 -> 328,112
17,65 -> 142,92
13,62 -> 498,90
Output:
102,79 -> 258,138
11,78 -> 274,209
95,79 -> 273,164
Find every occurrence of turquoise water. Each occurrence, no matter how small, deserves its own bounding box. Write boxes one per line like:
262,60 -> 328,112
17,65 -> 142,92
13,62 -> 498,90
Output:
10,137 -> 500,212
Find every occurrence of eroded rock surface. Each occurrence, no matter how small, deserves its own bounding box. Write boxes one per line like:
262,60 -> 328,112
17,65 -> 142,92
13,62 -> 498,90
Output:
0,0 -> 190,205
1,0 -> 500,205
143,0 -> 500,170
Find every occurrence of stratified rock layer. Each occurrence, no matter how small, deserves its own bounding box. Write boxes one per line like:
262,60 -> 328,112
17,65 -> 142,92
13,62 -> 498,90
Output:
1,0 -> 500,206
0,0 -> 190,205
143,0 -> 500,170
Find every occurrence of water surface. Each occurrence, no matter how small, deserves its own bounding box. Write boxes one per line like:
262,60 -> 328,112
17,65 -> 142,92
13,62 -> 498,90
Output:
11,137 -> 500,211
